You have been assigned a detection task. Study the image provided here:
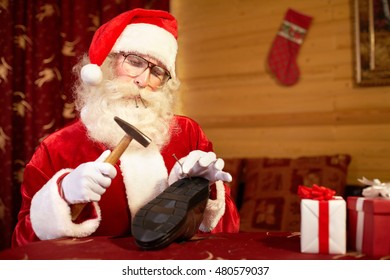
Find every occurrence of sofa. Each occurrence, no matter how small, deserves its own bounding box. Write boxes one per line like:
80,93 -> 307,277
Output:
223,154 -> 358,232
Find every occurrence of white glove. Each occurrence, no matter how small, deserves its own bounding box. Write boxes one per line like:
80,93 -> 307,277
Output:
61,150 -> 117,204
168,150 -> 232,185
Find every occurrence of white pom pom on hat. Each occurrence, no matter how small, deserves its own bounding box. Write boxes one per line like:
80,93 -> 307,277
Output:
80,64 -> 103,86
80,8 -> 178,86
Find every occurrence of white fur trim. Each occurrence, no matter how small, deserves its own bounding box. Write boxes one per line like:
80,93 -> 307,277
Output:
30,169 -> 101,240
199,181 -> 226,232
120,144 -> 168,218
112,23 -> 177,78
81,64 -> 103,86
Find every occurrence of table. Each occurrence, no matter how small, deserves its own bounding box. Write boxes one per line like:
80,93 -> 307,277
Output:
0,232 -> 384,260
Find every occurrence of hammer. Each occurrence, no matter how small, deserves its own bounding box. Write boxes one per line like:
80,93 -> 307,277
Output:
70,116 -> 152,221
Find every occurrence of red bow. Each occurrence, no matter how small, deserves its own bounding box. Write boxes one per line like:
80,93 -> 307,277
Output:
298,184 -> 336,200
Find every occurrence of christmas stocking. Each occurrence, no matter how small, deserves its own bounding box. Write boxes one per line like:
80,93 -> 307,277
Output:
267,9 -> 312,86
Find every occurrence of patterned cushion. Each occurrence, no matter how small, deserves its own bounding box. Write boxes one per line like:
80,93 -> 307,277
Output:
239,154 -> 351,232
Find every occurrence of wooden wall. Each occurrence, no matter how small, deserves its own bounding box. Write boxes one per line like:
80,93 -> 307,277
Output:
170,0 -> 390,185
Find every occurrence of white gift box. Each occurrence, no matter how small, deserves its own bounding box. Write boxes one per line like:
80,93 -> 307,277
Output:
300,197 -> 346,254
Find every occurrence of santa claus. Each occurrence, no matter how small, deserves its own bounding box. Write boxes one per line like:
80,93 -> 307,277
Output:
12,8 -> 240,249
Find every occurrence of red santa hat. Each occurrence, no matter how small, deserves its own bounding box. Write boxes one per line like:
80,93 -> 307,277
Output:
81,8 -> 178,86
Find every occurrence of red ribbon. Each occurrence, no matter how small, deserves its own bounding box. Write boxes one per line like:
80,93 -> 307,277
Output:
318,201 -> 329,254
298,184 -> 336,201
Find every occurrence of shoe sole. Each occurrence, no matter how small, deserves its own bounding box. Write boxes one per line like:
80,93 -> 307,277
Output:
131,177 -> 209,250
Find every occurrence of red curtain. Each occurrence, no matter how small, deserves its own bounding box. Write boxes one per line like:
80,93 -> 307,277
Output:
0,0 -> 169,250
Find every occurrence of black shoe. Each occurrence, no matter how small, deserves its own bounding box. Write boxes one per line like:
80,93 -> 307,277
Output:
131,177 -> 209,250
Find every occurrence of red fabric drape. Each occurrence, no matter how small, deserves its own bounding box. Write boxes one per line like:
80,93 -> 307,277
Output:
0,0 -> 169,250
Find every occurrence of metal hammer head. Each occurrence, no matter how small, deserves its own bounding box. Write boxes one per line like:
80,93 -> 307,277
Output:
114,116 -> 151,147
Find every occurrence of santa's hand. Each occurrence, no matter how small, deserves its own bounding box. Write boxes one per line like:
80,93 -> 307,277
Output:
61,150 -> 117,204
168,150 -> 232,185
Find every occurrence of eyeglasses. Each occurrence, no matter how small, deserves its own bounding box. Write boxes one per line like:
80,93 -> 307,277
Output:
119,53 -> 171,87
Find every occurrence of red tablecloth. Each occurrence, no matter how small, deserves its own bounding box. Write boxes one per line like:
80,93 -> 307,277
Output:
0,232 -> 384,260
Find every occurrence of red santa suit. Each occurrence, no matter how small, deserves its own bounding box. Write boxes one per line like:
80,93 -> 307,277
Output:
12,115 -> 240,247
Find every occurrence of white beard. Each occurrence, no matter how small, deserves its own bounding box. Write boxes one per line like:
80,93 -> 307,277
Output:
78,79 -> 175,151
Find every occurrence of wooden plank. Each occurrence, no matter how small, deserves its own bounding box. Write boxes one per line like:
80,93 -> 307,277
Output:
204,124 -> 390,141
190,109 -> 390,128
347,170 -> 390,185
209,140 -> 390,159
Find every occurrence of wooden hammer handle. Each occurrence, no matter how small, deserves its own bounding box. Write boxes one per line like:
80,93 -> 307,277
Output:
104,135 -> 132,164
70,135 -> 133,221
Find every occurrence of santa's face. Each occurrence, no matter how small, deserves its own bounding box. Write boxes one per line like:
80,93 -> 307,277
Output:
75,54 -> 177,151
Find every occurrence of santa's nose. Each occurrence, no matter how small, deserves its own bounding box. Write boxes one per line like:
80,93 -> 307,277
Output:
133,69 -> 150,88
